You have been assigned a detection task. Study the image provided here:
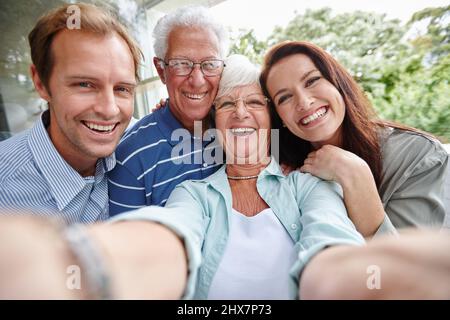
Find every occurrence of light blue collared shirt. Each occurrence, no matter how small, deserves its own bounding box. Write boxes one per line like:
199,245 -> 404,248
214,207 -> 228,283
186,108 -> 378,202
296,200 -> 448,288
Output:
111,158 -> 365,299
0,111 -> 115,224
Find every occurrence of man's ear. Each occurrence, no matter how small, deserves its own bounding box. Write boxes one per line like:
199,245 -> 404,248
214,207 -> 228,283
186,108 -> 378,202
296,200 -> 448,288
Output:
30,64 -> 51,101
153,57 -> 167,84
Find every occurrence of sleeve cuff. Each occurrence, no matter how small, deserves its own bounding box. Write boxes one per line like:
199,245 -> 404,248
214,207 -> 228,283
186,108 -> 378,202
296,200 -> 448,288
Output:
373,214 -> 399,238
291,239 -> 365,299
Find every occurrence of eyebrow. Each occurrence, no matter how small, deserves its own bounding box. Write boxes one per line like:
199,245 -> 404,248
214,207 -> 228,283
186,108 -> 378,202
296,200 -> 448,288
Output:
272,69 -> 319,101
66,76 -> 137,87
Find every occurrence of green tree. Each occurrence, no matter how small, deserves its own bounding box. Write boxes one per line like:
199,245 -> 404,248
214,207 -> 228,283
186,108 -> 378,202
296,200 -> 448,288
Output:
373,6 -> 450,141
268,8 -> 410,96
407,5 -> 450,62
229,28 -> 267,64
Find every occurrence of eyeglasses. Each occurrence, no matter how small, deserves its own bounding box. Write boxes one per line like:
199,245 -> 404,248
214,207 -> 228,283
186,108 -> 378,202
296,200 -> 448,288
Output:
214,93 -> 269,113
159,58 -> 225,77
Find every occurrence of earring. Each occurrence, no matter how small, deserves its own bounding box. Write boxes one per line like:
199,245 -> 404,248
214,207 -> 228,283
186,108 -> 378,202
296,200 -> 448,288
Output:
282,123 -> 287,128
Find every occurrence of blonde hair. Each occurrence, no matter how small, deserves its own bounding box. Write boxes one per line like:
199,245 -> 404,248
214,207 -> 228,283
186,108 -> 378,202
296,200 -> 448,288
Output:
28,2 -> 143,90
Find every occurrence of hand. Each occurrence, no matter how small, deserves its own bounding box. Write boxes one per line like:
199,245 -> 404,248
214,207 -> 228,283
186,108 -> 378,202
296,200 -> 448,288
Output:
151,98 -> 168,112
300,145 -> 367,183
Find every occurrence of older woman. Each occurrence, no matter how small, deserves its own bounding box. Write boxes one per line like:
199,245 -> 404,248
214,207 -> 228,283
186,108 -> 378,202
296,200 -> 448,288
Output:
260,41 -> 449,238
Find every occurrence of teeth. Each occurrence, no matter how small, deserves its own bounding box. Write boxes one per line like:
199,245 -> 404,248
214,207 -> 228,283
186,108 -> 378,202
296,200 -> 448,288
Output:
184,92 -> 207,100
230,128 -> 256,135
301,107 -> 327,125
84,121 -> 115,132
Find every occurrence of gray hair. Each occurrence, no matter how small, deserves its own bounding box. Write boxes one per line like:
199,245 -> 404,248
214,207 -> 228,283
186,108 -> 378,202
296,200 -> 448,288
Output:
153,5 -> 229,59
217,54 -> 261,98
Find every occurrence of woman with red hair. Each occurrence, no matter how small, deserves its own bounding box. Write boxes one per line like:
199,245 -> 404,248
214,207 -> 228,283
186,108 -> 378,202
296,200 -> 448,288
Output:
260,41 -> 448,238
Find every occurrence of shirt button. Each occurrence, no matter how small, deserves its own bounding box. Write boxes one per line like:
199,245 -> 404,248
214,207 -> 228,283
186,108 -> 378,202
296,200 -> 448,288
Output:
291,223 -> 298,230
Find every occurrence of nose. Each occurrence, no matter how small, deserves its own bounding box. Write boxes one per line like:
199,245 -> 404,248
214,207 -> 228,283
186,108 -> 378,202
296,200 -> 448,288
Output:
188,64 -> 207,87
94,87 -> 120,119
295,90 -> 314,111
234,99 -> 250,119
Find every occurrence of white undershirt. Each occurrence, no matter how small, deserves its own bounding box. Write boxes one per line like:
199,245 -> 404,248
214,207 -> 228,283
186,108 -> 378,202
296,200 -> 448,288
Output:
207,208 -> 297,300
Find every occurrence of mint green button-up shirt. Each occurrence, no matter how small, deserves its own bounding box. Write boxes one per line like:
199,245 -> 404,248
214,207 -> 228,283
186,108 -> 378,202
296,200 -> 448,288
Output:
111,158 -> 364,299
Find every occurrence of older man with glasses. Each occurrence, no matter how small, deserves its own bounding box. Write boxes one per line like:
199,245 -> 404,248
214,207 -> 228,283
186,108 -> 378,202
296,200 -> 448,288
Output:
108,6 -> 229,215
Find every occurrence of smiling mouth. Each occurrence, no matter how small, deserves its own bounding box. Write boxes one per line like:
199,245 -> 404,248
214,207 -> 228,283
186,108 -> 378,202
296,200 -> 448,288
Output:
300,106 -> 328,125
82,121 -> 117,133
183,92 -> 207,100
229,127 -> 256,136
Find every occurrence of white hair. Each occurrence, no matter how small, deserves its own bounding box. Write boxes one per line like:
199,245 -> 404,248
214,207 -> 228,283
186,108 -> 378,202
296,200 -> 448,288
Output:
153,5 -> 229,59
217,54 -> 261,98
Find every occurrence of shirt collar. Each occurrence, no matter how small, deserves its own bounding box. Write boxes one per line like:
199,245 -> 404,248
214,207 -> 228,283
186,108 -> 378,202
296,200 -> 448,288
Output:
102,151 -> 116,173
27,111 -> 115,210
260,156 -> 286,178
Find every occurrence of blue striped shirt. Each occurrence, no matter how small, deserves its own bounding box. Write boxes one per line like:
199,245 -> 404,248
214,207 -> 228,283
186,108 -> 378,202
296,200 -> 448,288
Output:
108,103 -> 221,216
0,111 -> 115,224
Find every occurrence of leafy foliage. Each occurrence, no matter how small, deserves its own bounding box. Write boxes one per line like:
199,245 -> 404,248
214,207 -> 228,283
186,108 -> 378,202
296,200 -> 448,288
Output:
229,29 -> 267,64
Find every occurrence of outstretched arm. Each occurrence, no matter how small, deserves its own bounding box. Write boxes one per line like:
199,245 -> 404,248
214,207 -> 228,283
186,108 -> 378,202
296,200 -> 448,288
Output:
87,220 -> 187,299
0,215 -> 187,299
300,230 -> 450,299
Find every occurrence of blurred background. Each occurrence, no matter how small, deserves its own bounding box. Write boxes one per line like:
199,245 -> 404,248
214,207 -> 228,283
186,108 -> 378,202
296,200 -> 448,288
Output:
0,0 -> 448,143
